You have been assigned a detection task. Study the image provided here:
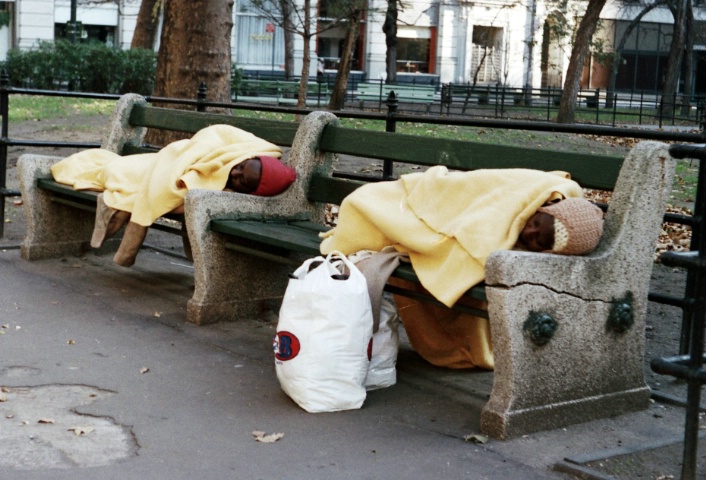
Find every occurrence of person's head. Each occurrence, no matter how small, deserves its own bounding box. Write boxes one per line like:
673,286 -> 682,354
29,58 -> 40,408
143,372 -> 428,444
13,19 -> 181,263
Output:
227,156 -> 296,196
520,198 -> 604,255
227,158 -> 262,193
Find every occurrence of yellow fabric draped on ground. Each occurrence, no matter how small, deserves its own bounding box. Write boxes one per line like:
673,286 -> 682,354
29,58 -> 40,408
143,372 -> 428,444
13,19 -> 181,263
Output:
320,166 -> 583,307
51,124 -> 282,226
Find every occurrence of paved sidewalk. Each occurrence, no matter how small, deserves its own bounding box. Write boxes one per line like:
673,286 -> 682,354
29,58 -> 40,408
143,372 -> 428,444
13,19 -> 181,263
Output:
0,237 -> 696,480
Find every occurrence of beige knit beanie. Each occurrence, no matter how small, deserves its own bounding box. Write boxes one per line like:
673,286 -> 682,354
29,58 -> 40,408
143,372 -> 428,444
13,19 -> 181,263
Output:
538,198 -> 604,255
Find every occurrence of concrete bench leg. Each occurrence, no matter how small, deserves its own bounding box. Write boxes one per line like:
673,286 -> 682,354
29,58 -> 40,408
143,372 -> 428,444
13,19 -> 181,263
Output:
480,284 -> 651,439
184,111 -> 338,325
185,202 -> 297,325
480,141 -> 676,438
18,154 -> 94,260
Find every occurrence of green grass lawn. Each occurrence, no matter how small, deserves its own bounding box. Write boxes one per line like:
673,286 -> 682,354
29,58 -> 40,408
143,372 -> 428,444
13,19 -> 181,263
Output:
7,95 -> 114,122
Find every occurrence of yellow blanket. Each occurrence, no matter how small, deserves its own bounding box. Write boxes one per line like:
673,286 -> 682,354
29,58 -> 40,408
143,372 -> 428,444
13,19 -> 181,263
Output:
320,166 -> 583,306
51,124 -> 282,226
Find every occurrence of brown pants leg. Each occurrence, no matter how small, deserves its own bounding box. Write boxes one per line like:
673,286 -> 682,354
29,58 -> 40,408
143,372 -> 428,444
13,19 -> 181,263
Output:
389,277 -> 494,370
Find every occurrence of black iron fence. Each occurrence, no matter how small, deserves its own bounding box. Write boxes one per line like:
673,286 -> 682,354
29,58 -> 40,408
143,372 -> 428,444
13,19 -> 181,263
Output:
232,74 -> 706,129
1,83 -> 706,479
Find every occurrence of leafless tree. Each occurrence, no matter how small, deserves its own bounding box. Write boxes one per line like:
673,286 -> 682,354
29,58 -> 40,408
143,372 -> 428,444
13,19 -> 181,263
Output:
661,0 -> 689,118
556,0 -> 608,123
328,5 -> 365,109
249,0 -> 361,108
605,0 -> 667,108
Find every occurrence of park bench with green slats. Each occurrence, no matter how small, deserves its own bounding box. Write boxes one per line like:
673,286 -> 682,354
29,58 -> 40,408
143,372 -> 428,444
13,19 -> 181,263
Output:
188,110 -> 674,441
209,122 -> 625,316
356,82 -> 437,105
18,94 -> 676,441
234,79 -> 329,105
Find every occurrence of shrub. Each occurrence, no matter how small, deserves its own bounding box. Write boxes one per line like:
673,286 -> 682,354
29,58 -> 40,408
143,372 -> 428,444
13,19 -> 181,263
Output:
4,40 -> 156,94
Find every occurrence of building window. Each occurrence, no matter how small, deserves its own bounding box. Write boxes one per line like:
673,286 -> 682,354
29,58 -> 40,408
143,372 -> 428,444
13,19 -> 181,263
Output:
54,24 -> 115,46
397,37 -> 430,73
470,26 -> 503,84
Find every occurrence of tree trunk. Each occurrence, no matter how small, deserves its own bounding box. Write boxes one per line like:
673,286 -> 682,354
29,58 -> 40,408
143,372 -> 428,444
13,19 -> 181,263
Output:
556,0 -> 607,124
131,0 -> 160,50
679,0 -> 694,116
329,11 -> 362,110
382,0 -> 398,84
606,0 -> 666,108
280,0 -> 295,78
296,0 -> 312,109
148,0 -> 234,146
660,0 -> 688,119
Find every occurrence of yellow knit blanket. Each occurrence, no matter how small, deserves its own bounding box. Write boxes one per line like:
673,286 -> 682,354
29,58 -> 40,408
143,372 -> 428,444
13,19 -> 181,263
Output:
51,124 -> 282,226
320,166 -> 583,306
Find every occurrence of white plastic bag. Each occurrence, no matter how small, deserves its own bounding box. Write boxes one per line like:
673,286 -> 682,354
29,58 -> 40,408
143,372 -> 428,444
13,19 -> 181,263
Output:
365,293 -> 399,391
274,251 -> 373,412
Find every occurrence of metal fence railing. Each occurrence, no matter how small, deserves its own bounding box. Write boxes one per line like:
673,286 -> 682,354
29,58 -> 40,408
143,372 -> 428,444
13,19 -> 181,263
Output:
232,74 -> 706,129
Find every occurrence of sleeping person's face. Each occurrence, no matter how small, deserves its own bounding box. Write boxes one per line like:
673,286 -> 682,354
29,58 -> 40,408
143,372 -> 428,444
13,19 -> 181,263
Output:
519,211 -> 555,252
227,158 -> 262,193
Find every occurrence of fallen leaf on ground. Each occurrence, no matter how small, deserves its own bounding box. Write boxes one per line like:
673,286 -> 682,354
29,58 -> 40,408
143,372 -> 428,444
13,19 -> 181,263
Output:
140,367 -> 149,374
38,418 -> 55,424
13,199 -> 23,206
68,426 -> 94,436
252,430 -> 284,443
0,391 -> 5,402
463,433 -> 489,444
153,311 -> 161,318
67,339 -> 75,345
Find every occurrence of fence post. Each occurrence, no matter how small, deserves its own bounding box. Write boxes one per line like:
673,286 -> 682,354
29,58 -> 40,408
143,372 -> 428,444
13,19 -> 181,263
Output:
0,69 -> 10,238
196,82 -> 208,112
440,83 -> 452,115
383,91 -> 398,180
547,86 -> 552,121
377,78 -> 384,112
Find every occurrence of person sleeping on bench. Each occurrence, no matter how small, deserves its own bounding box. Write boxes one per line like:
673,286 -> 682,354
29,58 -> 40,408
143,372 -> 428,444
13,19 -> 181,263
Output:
50,124 -> 297,267
320,166 -> 605,370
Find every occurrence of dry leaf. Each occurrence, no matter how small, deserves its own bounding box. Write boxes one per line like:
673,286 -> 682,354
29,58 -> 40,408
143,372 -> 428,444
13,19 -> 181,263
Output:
140,367 -> 150,374
252,430 -> 284,443
0,391 -> 6,402
1,324 -> 8,329
67,339 -> 75,345
13,199 -> 23,206
38,418 -> 55,424
68,426 -> 95,436
153,311 -> 162,318
463,433 -> 489,444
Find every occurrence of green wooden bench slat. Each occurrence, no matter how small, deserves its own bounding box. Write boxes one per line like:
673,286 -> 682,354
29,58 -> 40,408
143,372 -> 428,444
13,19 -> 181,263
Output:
122,145 -> 157,155
211,219 -> 324,255
37,178 -> 99,203
210,218 -> 489,303
128,104 -> 299,147
318,125 -> 623,190
307,174 -> 366,205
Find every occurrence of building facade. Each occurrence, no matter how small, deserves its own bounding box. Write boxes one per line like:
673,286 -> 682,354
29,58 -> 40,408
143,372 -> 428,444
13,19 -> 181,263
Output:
2,0 -> 705,92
